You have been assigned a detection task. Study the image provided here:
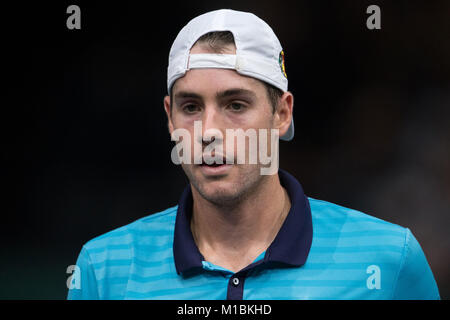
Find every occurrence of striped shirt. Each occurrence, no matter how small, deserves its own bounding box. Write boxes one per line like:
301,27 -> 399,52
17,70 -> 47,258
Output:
67,169 -> 440,299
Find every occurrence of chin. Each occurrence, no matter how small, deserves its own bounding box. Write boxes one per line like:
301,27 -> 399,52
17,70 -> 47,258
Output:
183,164 -> 263,206
193,178 -> 242,205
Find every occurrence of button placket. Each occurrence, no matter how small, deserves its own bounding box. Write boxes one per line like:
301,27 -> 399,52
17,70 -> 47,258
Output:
227,271 -> 249,300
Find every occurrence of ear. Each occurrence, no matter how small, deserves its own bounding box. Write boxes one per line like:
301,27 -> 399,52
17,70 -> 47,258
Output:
163,95 -> 174,135
274,91 -> 293,137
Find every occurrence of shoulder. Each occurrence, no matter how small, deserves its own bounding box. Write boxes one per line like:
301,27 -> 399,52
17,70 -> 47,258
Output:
308,197 -> 407,237
307,197 -> 408,264
70,206 -> 178,299
306,197 -> 439,299
82,205 -> 178,255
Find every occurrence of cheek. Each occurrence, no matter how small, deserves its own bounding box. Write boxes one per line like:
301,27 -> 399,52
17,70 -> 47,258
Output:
228,107 -> 272,132
247,109 -> 275,132
171,111 -> 194,127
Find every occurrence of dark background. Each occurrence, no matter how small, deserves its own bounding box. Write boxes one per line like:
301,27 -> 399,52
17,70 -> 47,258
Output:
1,0 -> 449,299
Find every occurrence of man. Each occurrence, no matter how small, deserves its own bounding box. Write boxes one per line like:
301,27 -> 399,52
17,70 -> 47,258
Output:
68,9 -> 439,300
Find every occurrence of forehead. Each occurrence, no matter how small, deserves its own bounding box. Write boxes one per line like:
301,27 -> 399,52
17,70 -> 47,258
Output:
172,67 -> 266,99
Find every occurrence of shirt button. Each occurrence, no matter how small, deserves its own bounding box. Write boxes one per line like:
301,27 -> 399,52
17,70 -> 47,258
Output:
232,277 -> 240,286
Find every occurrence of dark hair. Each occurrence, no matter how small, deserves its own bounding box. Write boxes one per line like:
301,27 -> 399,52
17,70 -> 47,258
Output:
170,31 -> 283,114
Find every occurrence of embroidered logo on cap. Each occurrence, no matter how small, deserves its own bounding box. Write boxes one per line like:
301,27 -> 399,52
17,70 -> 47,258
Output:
279,50 -> 287,79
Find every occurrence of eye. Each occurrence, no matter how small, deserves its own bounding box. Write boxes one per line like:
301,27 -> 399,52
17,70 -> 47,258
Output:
182,104 -> 201,114
228,102 -> 245,112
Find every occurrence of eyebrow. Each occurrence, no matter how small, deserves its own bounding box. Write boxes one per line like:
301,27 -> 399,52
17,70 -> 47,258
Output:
173,91 -> 202,101
174,88 -> 256,103
216,88 -> 256,100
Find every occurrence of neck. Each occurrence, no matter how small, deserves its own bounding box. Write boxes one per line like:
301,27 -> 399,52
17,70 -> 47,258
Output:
190,173 -> 291,272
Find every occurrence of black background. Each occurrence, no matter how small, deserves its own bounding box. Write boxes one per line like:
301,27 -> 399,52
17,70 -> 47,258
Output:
2,0 -> 449,299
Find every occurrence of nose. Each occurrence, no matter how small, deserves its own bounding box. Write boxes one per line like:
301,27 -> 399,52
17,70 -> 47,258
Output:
199,104 -> 224,145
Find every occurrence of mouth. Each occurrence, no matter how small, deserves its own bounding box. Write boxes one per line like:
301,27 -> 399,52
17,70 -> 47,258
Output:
200,163 -> 225,167
197,156 -> 232,175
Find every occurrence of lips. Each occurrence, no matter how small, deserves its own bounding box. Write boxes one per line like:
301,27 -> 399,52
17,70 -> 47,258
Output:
199,154 -> 231,165
197,154 -> 232,175
198,163 -> 231,175
201,157 -> 226,166
201,163 -> 223,167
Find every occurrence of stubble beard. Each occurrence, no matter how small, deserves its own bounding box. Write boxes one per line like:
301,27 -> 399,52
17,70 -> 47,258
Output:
182,164 -> 266,208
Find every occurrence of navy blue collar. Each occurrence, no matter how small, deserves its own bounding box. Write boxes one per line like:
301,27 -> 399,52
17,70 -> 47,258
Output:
173,169 -> 313,275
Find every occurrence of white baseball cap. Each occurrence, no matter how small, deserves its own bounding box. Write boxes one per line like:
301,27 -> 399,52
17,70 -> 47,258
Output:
167,9 -> 294,141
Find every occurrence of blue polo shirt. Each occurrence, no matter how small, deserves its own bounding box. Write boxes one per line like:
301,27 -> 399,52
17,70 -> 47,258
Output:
67,170 -> 440,300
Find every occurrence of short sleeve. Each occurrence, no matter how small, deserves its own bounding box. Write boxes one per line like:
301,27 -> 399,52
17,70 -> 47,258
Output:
393,228 -> 440,300
67,246 -> 100,300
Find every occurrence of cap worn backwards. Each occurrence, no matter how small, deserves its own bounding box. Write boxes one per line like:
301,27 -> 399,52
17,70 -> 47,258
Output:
167,9 -> 294,141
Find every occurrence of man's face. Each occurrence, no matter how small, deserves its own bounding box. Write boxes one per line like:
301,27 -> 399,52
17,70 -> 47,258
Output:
164,43 -> 288,205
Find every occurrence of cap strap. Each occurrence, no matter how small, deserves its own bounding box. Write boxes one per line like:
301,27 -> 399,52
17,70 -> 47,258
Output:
187,54 -> 237,70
